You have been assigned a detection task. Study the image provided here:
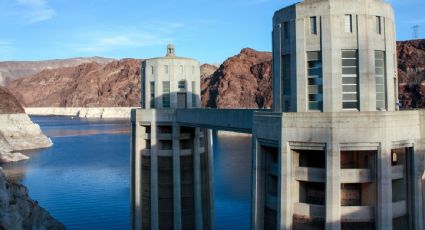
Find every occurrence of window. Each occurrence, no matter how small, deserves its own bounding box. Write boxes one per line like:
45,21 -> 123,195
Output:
162,81 -> 170,108
375,51 -> 386,110
283,22 -> 289,39
192,66 -> 195,75
141,68 -> 146,108
282,55 -> 291,111
150,82 -> 155,108
151,66 -> 154,75
178,80 -> 186,89
164,65 -> 168,74
192,81 -> 197,107
310,17 -> 317,35
344,14 -> 352,33
376,16 -> 381,34
282,55 -> 291,96
341,50 -> 359,110
307,51 -> 323,111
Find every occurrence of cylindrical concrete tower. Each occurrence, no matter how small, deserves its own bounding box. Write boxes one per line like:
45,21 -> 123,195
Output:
140,45 -> 201,109
272,0 -> 397,112
252,1 -> 424,230
131,45 -> 213,230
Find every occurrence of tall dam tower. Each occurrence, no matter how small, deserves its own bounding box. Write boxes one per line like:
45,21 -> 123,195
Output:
130,44 -> 213,230
252,0 -> 424,229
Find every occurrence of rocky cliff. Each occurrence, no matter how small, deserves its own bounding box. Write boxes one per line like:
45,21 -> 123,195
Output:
0,57 -> 114,86
201,48 -> 272,108
0,86 -> 52,162
0,168 -> 65,229
8,59 -> 141,107
397,39 -> 425,108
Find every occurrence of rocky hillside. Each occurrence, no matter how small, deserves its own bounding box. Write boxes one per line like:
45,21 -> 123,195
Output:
8,59 -> 141,107
0,57 -> 114,86
0,169 -> 65,229
397,39 -> 425,108
0,86 -> 24,114
201,48 -> 272,108
7,49 -> 272,109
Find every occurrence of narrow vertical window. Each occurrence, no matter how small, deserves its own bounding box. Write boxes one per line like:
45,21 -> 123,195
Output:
283,22 -> 289,39
141,66 -> 146,108
150,81 -> 155,108
164,65 -> 168,74
192,66 -> 195,75
162,81 -> 170,108
341,50 -> 359,110
307,51 -> 323,111
344,14 -> 352,33
310,17 -> 317,35
282,55 -> 291,111
375,51 -> 386,110
192,81 -> 197,107
376,16 -> 381,34
151,66 -> 154,75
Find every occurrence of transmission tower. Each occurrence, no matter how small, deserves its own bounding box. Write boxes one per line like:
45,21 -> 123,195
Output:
412,25 -> 419,39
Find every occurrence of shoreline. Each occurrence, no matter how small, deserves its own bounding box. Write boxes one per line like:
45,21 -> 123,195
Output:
25,107 -> 138,119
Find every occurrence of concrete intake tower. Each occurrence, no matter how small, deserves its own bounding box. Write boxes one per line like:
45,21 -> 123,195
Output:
131,0 -> 425,229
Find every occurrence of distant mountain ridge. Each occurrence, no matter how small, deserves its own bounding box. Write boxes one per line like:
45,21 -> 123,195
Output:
5,39 -> 425,109
0,57 -> 115,85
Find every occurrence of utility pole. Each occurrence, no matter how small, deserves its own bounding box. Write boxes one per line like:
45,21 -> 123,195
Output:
412,25 -> 419,39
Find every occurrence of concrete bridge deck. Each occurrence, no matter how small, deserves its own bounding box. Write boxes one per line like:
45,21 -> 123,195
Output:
176,109 -> 268,133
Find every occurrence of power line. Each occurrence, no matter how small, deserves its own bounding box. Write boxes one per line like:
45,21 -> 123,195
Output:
412,25 -> 419,39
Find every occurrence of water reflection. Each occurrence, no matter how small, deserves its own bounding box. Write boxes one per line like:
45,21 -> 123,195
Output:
213,132 -> 252,230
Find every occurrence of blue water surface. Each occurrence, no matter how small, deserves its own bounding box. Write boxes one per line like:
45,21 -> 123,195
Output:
2,116 -> 252,230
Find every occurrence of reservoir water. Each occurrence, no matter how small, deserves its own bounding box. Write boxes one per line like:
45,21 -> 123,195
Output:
2,116 -> 252,230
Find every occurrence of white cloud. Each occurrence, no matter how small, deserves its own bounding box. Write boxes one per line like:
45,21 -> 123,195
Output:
75,22 -> 184,53
16,0 -> 55,23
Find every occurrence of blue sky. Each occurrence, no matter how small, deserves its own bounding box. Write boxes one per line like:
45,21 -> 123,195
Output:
0,0 -> 424,63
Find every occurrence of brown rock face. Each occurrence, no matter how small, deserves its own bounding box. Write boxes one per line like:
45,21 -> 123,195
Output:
200,64 -> 218,81
7,59 -> 141,107
397,39 -> 425,108
0,86 -> 24,114
201,48 -> 272,108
